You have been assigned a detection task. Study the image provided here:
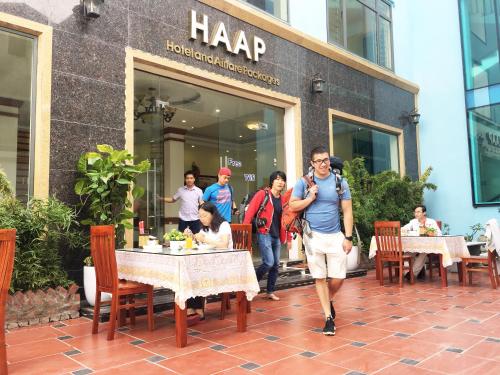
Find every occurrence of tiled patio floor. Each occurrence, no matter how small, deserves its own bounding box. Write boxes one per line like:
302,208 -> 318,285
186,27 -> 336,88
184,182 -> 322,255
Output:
6,270 -> 500,374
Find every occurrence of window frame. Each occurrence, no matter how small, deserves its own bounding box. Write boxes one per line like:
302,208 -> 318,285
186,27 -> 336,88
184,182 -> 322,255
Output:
326,0 -> 394,70
238,0 -> 290,24
328,108 -> 405,176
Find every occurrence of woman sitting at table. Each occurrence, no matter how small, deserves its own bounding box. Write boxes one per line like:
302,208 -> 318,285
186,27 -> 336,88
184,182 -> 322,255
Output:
185,202 -> 233,319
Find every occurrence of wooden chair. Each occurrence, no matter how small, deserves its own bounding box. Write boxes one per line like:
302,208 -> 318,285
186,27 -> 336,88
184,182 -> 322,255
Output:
374,221 -> 414,287
90,225 -> 154,340
0,229 -> 16,375
220,224 -> 252,319
461,250 -> 500,289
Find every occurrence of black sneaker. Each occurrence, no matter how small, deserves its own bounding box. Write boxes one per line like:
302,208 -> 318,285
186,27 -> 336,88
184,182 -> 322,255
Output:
323,316 -> 335,336
330,301 -> 336,321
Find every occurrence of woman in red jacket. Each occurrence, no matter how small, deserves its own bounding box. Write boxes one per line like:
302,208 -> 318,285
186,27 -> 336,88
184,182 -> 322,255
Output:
243,171 -> 287,301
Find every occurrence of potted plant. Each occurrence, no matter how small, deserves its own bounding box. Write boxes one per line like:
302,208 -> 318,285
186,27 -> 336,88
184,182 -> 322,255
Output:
75,144 -> 150,304
163,229 -> 186,250
464,223 -> 485,255
82,256 -> 112,306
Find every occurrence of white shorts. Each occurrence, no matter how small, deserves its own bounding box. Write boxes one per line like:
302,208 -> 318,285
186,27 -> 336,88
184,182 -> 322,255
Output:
303,231 -> 347,279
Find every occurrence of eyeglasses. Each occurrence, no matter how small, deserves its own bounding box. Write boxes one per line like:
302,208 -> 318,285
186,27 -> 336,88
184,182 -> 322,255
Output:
312,158 -> 330,166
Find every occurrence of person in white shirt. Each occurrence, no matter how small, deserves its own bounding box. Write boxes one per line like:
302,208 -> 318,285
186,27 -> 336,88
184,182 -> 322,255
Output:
403,205 -> 442,280
185,202 -> 233,319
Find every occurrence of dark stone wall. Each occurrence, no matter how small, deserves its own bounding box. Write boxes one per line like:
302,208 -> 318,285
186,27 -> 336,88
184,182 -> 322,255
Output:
0,0 -> 417,204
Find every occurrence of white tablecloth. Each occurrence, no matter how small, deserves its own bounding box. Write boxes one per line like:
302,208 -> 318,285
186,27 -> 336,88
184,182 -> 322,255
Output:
116,249 -> 260,309
369,236 -> 470,267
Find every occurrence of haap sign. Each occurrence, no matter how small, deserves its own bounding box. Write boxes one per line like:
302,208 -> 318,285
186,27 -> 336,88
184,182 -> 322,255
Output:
189,10 -> 266,62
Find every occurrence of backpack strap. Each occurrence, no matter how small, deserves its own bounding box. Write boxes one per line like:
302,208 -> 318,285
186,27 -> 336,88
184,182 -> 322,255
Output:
256,188 -> 270,220
301,175 -> 315,221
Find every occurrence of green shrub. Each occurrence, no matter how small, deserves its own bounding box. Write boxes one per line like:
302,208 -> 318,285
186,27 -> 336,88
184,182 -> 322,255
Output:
0,192 -> 84,292
75,144 -> 150,247
343,158 -> 437,253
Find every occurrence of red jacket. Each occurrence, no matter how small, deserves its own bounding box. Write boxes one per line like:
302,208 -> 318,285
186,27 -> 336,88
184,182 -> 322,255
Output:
243,189 -> 286,243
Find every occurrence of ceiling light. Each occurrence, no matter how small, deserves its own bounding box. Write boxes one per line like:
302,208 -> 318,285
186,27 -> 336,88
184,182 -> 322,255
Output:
253,149 -> 256,152
226,150 -> 229,153
246,121 -> 268,131
191,145 -> 195,148
239,135 -> 243,138
182,120 -> 186,123
190,126 -> 194,129
215,109 -> 220,113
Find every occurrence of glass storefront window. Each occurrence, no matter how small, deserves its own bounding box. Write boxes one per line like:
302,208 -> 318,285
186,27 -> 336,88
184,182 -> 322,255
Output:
240,0 -> 289,22
468,104 -> 500,205
134,70 -> 285,241
327,0 -> 393,69
459,0 -> 500,90
0,28 -> 35,202
332,118 -> 399,174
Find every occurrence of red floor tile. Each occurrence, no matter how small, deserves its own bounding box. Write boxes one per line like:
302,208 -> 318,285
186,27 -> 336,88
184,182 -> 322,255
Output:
7,338 -> 71,364
465,340 -> 500,362
366,336 -> 444,361
250,319 -> 312,339
199,326 -> 266,346
94,359 -> 176,374
315,345 -> 400,373
158,347 -> 245,374
7,353 -> 80,375
418,351 -> 495,373
139,336 -> 212,358
6,325 -> 62,346
278,330 -> 353,353
71,342 -> 152,370
256,354 -> 349,375
224,338 -> 302,365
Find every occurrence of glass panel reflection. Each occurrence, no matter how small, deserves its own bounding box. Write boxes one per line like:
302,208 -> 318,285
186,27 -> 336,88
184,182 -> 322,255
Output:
346,0 -> 377,63
0,28 -> 35,203
468,104 -> 500,204
332,119 -> 399,174
241,0 -> 288,21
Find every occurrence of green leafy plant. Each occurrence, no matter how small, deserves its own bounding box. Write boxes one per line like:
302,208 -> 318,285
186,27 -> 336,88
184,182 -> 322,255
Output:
75,144 -> 150,247
0,168 -> 13,199
163,229 -> 186,241
441,223 -> 450,235
343,157 -> 437,253
464,223 -> 485,242
0,193 -> 84,292
83,256 -> 94,267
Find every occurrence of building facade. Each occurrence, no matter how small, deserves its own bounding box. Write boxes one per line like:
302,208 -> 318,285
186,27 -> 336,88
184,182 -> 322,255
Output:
0,0 -> 417,253
392,0 -> 499,235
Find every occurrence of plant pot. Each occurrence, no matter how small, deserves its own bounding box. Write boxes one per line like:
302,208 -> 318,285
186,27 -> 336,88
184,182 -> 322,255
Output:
169,240 -> 186,251
347,245 -> 359,271
83,266 -> 111,306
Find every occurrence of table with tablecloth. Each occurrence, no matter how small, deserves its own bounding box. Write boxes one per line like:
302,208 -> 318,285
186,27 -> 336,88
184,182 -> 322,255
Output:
115,248 -> 260,347
369,235 -> 470,287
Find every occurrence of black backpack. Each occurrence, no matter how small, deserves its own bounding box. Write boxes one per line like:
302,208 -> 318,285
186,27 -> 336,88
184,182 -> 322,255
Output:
241,189 -> 269,233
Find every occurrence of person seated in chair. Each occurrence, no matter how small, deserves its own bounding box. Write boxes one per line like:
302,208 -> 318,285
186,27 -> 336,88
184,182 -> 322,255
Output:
403,205 -> 442,280
185,202 -> 233,320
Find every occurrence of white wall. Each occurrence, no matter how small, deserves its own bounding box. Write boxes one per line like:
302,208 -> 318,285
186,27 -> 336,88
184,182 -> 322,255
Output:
289,0 -> 327,41
393,0 -> 499,236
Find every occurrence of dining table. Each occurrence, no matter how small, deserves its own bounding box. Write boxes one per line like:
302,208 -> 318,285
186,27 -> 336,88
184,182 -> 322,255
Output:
115,246 -> 260,347
369,235 -> 470,287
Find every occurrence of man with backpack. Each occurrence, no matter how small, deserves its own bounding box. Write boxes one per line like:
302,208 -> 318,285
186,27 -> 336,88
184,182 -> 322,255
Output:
289,146 -> 353,336
243,171 -> 287,301
202,167 -> 238,223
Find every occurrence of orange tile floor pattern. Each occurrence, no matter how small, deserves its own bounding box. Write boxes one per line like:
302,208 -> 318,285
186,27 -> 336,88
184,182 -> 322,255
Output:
5,270 -> 500,374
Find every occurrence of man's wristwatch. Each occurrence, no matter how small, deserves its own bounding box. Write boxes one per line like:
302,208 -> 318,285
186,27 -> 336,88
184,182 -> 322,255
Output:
345,236 -> 353,241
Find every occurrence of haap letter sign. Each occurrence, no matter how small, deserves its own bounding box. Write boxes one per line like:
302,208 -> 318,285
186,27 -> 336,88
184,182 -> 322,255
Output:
189,10 -> 266,62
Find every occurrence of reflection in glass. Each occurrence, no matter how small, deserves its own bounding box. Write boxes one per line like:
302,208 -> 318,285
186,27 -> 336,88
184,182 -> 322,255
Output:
241,0 -> 288,21
328,0 -> 344,45
346,0 -> 377,63
332,119 -> 399,174
133,70 -> 285,245
378,17 -> 392,70
468,104 -> 500,204
459,0 -> 500,90
0,29 -> 35,203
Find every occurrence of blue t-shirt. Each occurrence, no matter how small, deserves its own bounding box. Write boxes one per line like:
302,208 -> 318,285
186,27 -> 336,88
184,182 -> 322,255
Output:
291,173 -> 351,234
202,183 -> 233,222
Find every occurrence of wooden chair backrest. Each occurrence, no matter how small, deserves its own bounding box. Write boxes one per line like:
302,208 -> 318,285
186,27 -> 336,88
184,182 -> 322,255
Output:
90,225 -> 118,292
0,229 -> 16,309
374,221 -> 403,258
230,224 -> 252,252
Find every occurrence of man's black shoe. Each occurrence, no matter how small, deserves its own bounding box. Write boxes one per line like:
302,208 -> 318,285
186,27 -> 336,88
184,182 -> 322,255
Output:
330,301 -> 336,321
323,316 -> 335,336
417,268 -> 426,280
